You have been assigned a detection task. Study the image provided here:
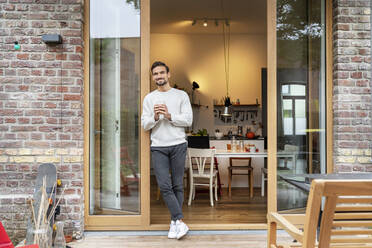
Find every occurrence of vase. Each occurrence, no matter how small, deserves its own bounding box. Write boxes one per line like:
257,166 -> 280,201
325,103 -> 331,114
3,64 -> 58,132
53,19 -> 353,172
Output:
54,221 -> 66,248
26,223 -> 52,248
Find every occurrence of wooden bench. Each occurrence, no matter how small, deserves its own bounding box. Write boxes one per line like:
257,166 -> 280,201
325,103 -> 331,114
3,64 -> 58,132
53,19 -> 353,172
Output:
268,179 -> 372,248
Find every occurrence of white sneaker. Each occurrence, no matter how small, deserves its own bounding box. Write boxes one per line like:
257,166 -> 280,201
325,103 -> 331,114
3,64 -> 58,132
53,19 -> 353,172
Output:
168,220 -> 177,239
176,220 -> 189,240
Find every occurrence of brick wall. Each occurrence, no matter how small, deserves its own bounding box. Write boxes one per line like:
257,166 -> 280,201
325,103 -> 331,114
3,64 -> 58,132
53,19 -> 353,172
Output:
0,0 -> 84,243
333,0 -> 372,172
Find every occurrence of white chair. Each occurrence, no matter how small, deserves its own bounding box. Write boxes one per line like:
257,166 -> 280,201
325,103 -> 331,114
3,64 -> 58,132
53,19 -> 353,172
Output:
187,148 -> 218,207
280,144 -> 299,170
261,144 -> 300,196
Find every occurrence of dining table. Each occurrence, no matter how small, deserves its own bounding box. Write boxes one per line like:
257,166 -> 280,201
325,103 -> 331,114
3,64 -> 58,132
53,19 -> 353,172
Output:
280,173 -> 372,193
214,149 -> 296,160
213,149 -> 299,197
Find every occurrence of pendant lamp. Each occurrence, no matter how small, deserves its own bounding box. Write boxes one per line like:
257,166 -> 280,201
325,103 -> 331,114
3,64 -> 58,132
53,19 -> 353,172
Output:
220,12 -> 232,117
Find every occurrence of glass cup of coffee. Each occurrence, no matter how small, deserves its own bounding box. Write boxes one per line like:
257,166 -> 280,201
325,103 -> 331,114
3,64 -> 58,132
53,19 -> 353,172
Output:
154,100 -> 165,120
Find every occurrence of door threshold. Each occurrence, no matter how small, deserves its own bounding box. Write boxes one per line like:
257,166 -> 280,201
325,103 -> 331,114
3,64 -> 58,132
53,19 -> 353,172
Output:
148,223 -> 267,230
84,229 -> 270,236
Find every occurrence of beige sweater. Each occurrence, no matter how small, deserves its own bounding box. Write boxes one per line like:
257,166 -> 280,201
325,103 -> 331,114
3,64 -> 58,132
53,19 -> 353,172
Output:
141,88 -> 193,147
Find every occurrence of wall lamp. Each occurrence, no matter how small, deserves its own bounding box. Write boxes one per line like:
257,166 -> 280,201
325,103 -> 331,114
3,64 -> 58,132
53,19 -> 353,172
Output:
41,34 -> 63,44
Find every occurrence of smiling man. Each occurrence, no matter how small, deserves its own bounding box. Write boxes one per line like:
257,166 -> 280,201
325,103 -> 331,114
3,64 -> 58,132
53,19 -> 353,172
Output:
141,61 -> 193,239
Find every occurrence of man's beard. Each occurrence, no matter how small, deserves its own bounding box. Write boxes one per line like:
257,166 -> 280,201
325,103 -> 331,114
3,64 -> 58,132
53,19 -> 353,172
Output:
156,79 -> 167,86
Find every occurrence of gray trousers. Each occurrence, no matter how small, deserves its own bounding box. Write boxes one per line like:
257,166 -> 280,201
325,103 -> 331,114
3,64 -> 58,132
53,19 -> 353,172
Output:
151,142 -> 187,221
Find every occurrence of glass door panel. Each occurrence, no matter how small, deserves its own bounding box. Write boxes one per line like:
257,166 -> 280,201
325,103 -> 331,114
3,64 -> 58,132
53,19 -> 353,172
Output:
276,0 -> 327,211
89,0 -> 141,216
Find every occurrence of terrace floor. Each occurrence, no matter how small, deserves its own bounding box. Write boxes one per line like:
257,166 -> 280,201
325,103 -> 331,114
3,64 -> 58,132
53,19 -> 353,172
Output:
69,230 -> 293,248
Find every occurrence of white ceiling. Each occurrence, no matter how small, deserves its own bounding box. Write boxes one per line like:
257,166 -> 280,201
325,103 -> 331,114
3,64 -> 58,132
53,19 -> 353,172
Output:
150,0 -> 267,34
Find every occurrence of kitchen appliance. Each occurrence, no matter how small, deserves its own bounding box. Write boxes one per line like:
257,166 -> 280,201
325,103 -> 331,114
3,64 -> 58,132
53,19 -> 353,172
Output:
237,126 -> 243,136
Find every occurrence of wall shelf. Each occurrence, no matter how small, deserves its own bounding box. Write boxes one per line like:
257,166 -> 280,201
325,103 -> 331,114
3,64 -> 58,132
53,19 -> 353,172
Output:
213,104 -> 260,107
213,104 -> 261,125
192,103 -> 208,108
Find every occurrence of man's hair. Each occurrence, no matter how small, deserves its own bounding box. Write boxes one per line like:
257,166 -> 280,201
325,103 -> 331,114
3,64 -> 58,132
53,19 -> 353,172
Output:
151,61 -> 169,74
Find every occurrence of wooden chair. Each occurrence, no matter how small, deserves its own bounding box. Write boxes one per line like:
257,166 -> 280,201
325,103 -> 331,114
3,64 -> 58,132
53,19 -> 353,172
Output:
187,148 -> 218,207
268,179 -> 372,248
261,167 -> 267,197
120,146 -> 138,196
228,157 -> 254,198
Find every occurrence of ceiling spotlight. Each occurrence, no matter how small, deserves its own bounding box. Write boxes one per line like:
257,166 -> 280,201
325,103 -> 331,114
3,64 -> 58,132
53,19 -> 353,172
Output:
203,20 -> 208,27
192,20 -> 196,26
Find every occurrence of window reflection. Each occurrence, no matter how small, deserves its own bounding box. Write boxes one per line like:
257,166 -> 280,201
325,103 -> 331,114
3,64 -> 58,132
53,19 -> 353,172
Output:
277,0 -> 326,211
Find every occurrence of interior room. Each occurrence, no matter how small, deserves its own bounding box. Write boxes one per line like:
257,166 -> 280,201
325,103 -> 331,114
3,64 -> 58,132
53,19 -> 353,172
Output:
150,0 -> 269,225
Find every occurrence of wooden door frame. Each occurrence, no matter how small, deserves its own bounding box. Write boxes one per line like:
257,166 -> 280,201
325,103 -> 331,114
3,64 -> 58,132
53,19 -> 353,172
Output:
83,0 -> 333,230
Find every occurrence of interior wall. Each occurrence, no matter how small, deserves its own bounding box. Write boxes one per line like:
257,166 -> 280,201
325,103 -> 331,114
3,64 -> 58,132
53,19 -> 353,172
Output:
150,33 -> 267,134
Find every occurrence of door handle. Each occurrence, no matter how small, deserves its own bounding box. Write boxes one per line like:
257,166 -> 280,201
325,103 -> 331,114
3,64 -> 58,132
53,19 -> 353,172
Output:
115,120 -> 119,132
94,129 -> 104,135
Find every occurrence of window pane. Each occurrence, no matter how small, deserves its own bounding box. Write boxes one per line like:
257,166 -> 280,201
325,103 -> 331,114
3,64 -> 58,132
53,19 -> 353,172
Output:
295,99 -> 306,135
290,84 -> 305,96
277,0 -> 326,211
89,0 -> 141,215
283,99 -> 293,135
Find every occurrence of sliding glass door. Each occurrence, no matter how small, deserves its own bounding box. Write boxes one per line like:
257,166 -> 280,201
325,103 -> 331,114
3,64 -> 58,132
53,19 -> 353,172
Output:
85,0 -> 150,229
276,0 -> 327,211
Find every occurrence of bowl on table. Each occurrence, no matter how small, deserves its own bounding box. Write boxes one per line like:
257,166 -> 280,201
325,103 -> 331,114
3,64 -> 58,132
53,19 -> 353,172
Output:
215,132 -> 224,139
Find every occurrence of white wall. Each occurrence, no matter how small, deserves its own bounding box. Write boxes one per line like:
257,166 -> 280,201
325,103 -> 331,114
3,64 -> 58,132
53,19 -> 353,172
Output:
150,33 -> 267,134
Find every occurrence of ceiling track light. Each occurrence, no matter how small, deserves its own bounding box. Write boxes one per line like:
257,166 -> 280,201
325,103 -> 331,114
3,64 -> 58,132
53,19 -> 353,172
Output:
190,18 -> 230,27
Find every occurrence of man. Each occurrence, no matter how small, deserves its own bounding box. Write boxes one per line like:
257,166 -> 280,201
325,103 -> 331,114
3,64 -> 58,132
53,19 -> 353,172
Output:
141,61 -> 193,239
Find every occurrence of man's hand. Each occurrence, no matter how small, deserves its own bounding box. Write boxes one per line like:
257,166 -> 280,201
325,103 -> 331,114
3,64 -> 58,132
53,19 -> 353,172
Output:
154,104 -> 161,121
154,104 -> 171,121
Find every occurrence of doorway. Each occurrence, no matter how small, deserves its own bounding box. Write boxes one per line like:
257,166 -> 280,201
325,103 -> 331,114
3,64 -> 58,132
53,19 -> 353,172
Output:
149,0 -> 268,226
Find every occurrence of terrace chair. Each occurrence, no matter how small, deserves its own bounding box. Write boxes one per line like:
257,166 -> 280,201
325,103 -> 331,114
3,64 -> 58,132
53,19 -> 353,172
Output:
187,148 -> 218,207
267,179 -> 372,248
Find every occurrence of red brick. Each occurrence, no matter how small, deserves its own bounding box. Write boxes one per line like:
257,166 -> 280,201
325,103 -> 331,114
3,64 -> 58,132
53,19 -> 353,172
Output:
25,110 -> 50,116
44,102 -> 57,108
16,53 -> 29,60
0,109 -> 23,116
11,126 -> 37,132
56,54 -> 67,60
31,118 -> 43,124
46,118 -> 58,124
31,132 -> 42,140
63,94 -> 81,101
351,71 -> 363,79
5,118 -> 16,123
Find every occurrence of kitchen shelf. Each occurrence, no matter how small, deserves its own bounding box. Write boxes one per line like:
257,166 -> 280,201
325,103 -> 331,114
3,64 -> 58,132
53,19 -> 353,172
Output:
213,104 -> 260,107
192,103 -> 208,108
